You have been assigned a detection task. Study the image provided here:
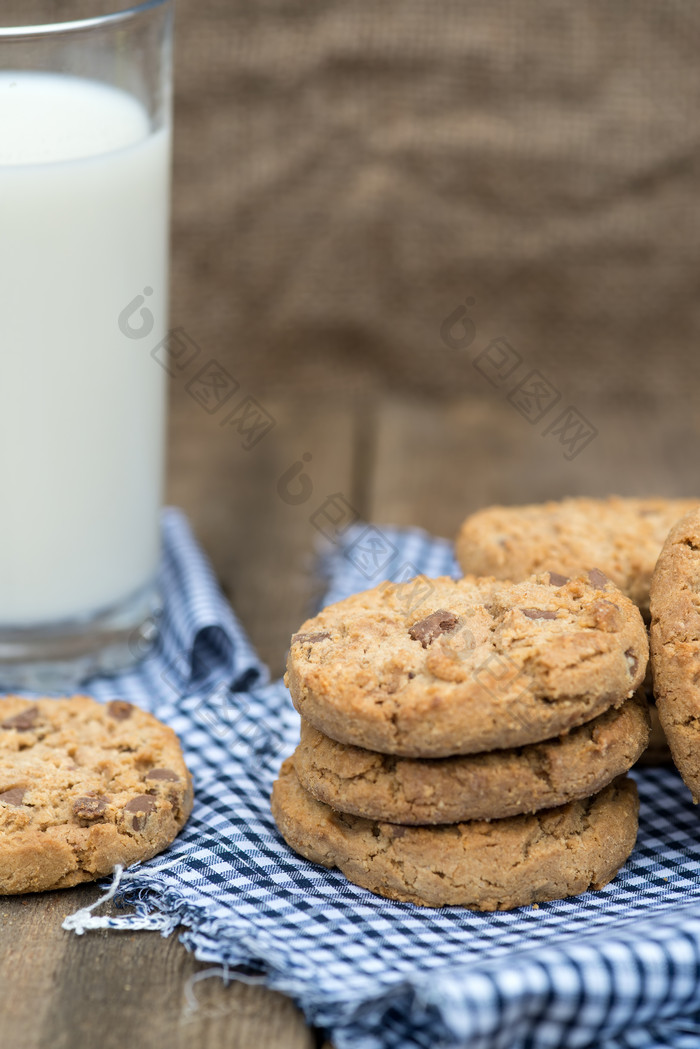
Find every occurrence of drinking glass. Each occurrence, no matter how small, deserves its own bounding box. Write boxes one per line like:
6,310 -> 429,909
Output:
0,1 -> 173,688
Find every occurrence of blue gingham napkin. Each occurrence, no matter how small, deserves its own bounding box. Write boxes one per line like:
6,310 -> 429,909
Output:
64,508 -> 700,1049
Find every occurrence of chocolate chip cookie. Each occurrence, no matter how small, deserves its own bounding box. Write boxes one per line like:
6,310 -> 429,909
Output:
286,573 -> 648,757
271,757 -> 639,910
294,691 -> 650,823
0,695 -> 193,894
455,497 -> 698,619
650,509 -> 700,800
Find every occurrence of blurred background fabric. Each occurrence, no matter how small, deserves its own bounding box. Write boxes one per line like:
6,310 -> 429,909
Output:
170,0 -> 700,408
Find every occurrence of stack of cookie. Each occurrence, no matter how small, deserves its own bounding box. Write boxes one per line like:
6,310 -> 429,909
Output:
272,571 -> 649,910
455,496 -> 699,765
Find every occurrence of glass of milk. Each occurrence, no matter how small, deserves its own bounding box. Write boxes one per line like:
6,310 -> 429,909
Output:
0,1 -> 173,688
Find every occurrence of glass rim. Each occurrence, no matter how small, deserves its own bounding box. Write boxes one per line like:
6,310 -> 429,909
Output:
0,0 -> 170,39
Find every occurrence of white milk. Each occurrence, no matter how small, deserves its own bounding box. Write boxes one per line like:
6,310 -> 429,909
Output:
0,73 -> 170,625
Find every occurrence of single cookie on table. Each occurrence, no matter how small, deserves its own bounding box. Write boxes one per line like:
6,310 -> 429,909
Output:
286,573 -> 648,758
650,509 -> 700,801
455,496 -> 698,619
0,695 -> 193,894
294,691 -> 650,824
271,757 -> 639,910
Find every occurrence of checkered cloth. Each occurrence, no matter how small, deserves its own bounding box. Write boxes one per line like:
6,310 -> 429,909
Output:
65,509 -> 700,1049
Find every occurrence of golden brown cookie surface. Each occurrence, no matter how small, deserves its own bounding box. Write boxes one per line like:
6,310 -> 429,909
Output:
455,497 -> 698,619
294,692 -> 650,823
0,695 -> 193,894
286,573 -> 648,757
650,509 -> 700,801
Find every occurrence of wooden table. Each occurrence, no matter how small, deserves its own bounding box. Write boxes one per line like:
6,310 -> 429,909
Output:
2,381 -> 697,1048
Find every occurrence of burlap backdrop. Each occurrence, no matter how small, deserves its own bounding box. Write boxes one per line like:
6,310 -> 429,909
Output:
5,2 -> 700,407
169,0 -> 700,408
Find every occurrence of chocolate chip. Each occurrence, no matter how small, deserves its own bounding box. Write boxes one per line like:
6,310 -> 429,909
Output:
73,796 -> 108,821
125,794 -> 156,831
1,706 -> 39,731
521,608 -> 558,620
592,599 -> 623,632
588,568 -> 608,589
107,700 -> 133,720
125,794 -> 156,813
625,648 -> 638,676
548,572 -> 570,587
145,768 -> 179,782
292,631 -> 331,645
0,788 -> 25,806
408,610 -> 460,648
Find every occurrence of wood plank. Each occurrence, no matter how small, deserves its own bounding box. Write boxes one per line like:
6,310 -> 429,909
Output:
41,889 -> 312,1049
370,393 -> 700,540
167,388 -> 356,676
0,885 -> 313,1049
0,891 -> 68,1048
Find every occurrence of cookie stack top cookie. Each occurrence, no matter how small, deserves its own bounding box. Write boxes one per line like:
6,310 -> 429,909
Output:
286,571 -> 648,757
